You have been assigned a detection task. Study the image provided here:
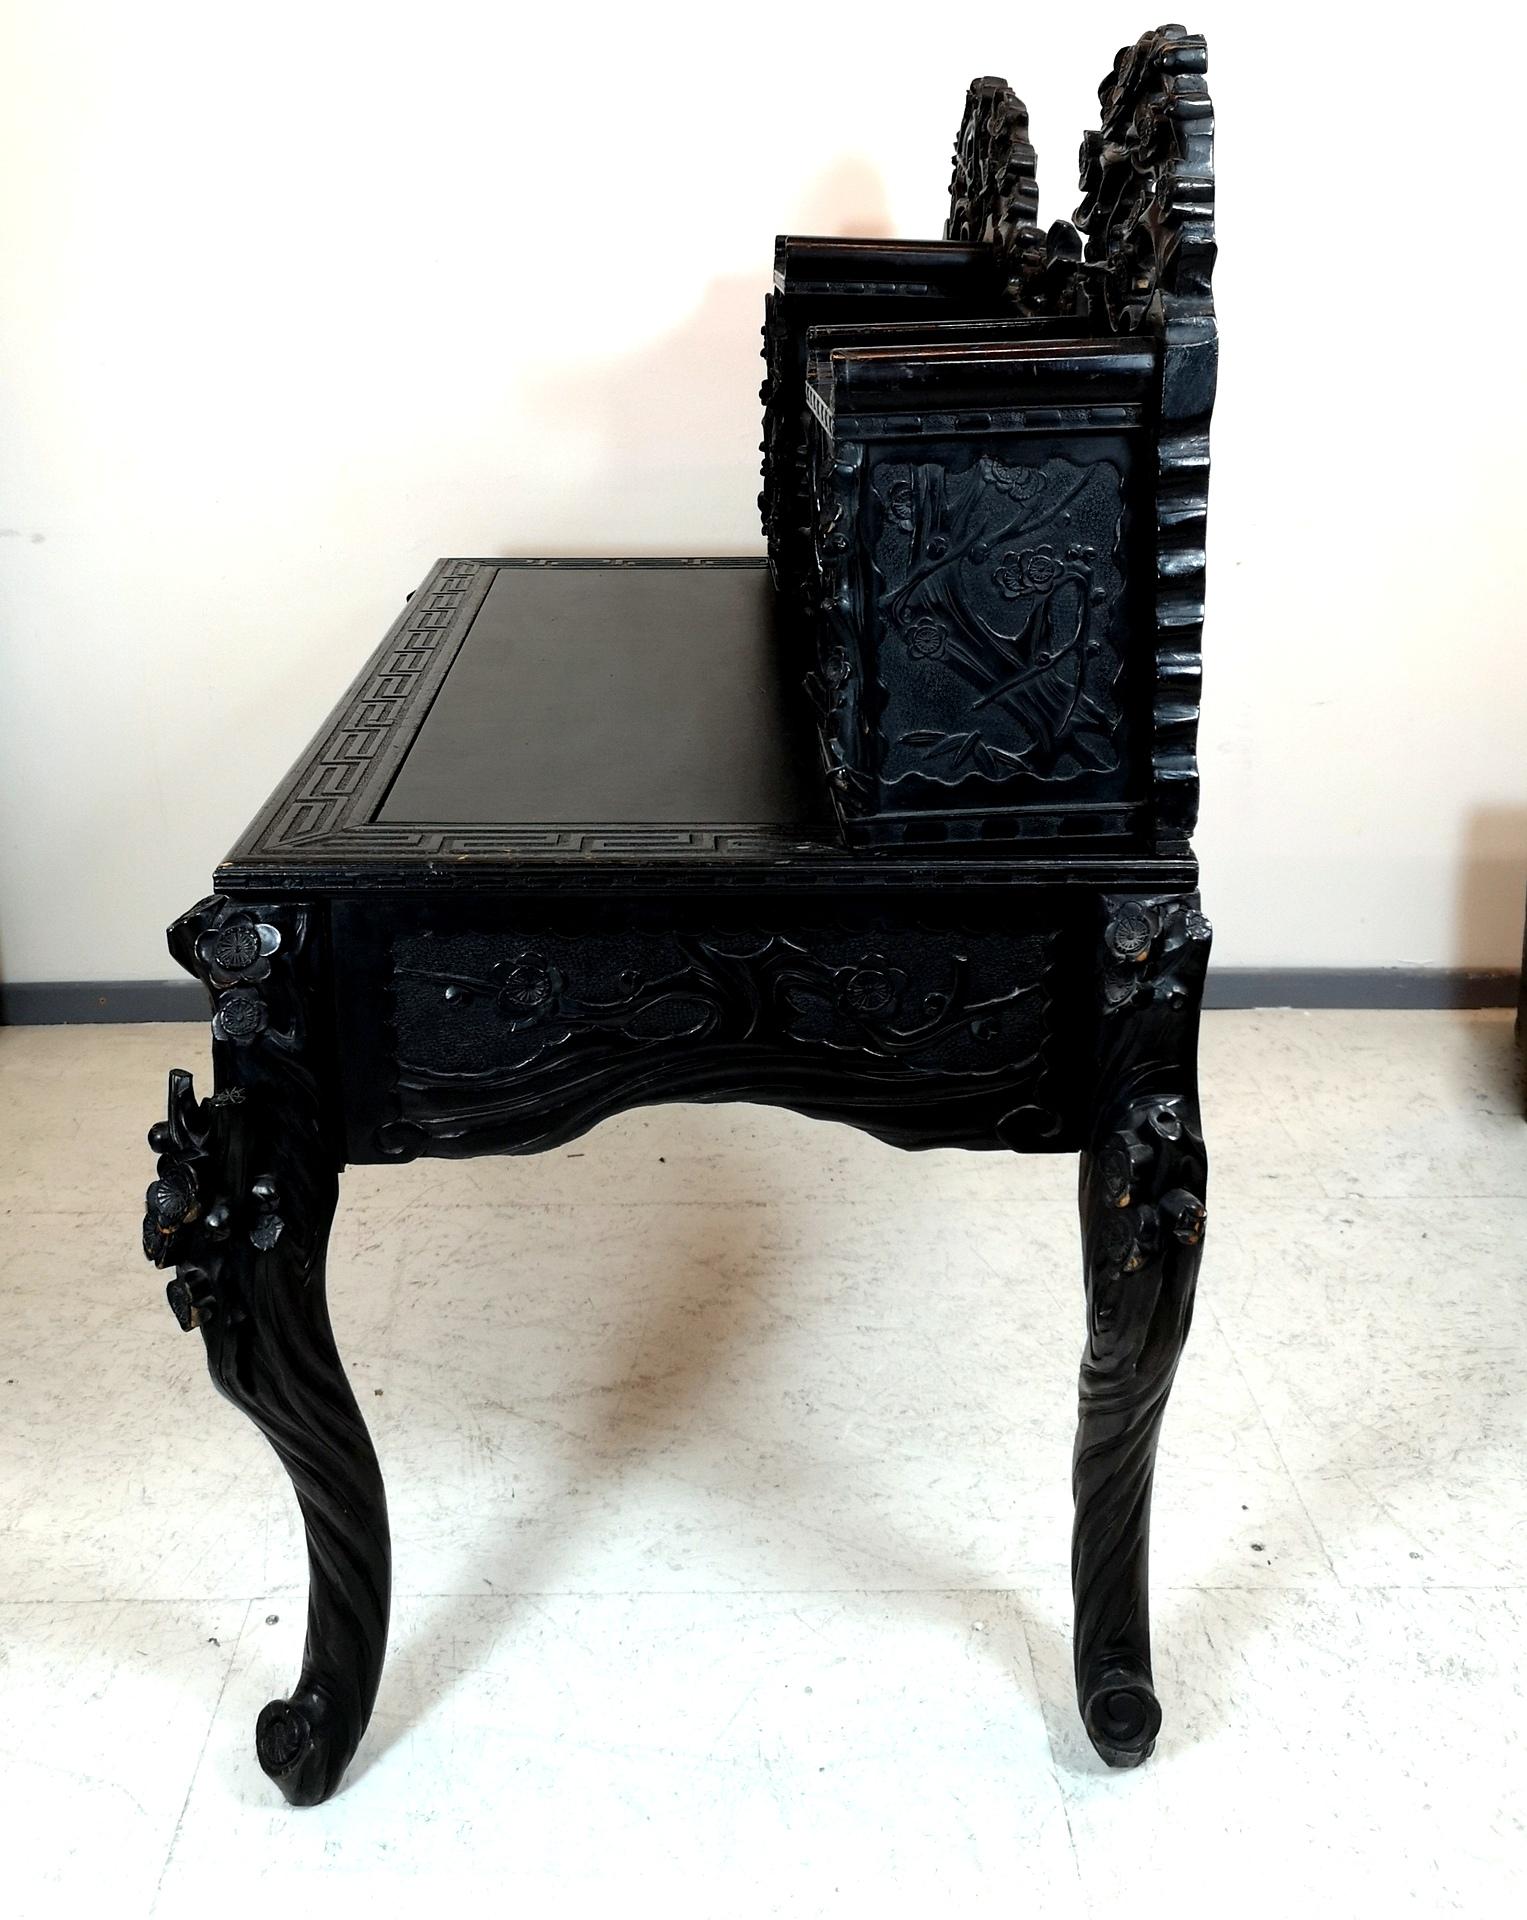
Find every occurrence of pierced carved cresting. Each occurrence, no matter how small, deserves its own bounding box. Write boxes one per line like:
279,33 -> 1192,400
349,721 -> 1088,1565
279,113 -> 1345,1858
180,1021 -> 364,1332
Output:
1071,892 -> 1210,1765
945,77 -> 1040,252
381,919 -> 1067,1159
870,452 -> 1128,790
797,26 -> 1214,851
144,897 -> 389,1806
1075,23 -> 1216,335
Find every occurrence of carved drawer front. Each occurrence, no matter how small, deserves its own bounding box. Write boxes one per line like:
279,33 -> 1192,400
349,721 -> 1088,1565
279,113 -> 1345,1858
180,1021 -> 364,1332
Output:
376,916 -> 1072,1159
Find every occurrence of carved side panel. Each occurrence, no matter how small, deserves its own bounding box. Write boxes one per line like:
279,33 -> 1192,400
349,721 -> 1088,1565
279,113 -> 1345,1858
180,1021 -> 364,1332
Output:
868,445 -> 1131,794
378,917 -> 1071,1159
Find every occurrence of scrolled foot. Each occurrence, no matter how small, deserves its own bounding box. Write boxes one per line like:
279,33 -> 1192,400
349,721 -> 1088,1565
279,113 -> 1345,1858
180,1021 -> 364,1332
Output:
1081,1665 -> 1162,1768
256,1690 -> 358,1807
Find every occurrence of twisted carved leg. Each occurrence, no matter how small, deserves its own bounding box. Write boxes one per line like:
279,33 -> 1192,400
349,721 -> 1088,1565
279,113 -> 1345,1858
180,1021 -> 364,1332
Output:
1072,894 -> 1209,1767
143,897 -> 389,1805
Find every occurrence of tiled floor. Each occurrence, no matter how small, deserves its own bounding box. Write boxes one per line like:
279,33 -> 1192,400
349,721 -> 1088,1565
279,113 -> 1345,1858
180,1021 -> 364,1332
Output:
1,1011 -> 1524,1916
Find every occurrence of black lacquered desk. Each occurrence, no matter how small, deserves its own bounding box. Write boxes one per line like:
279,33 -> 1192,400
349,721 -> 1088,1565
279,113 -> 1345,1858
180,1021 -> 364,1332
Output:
143,557 -> 1210,1802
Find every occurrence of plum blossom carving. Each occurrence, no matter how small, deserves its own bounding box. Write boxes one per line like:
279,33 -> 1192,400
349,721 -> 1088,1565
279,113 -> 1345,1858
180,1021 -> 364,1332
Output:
392,925 -> 1061,1149
883,477 -> 917,533
978,456 -> 1044,502
491,952 -> 562,1024
196,917 -> 281,985
904,617 -> 949,661
994,545 -> 1063,598
870,454 -> 1125,788
838,961 -> 905,1019
213,987 -> 269,1043
1105,905 -> 1159,966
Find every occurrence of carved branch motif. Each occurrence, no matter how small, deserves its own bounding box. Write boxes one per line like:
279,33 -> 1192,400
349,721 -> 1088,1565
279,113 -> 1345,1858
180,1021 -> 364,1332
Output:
870,454 -> 1126,788
382,920 -> 1066,1159
1072,891 -> 1209,1766
144,896 -> 388,1806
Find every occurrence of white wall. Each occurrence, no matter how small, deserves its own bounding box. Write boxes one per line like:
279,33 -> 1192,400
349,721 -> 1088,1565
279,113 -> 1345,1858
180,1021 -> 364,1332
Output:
2,0 -> 1524,983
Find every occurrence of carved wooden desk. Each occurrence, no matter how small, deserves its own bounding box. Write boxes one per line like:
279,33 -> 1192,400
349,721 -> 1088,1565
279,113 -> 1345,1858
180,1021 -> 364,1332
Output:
143,557 -> 1209,1803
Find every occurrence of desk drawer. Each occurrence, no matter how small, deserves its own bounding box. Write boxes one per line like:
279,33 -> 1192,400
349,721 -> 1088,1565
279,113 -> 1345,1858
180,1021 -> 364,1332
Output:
336,900 -> 1089,1162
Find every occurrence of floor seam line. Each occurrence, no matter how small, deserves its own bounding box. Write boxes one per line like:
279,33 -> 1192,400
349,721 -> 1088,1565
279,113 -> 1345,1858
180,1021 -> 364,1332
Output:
1014,1606 -> 1085,1890
1205,1311 -> 1345,1590
148,1597 -> 253,1915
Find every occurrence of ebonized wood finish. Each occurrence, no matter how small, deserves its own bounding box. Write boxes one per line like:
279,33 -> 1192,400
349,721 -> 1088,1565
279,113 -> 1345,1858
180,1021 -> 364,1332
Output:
764,24 -> 1215,851
144,23 -> 1216,1804
145,557 -> 1209,1800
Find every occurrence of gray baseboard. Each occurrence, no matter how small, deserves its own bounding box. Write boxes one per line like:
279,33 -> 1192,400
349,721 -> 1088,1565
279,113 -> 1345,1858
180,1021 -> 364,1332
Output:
0,980 -> 209,1024
1203,969 -> 1516,1010
0,968 -> 1518,1025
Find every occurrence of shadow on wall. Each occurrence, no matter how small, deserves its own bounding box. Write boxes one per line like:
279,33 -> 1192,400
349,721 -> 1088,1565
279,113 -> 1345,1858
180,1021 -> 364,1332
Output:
505,159 -> 897,553
1456,806 -> 1527,975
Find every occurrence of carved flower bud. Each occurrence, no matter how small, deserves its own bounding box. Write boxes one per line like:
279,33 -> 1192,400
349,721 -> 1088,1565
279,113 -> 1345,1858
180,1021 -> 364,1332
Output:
143,1172 -> 198,1264
166,1275 -> 216,1332
1094,1208 -> 1142,1280
145,1176 -> 192,1228
1097,1130 -> 1153,1209
249,1175 -> 284,1251
1161,1188 -> 1208,1247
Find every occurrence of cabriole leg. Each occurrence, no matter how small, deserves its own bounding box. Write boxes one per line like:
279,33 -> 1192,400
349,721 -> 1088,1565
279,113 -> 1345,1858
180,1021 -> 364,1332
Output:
143,897 -> 389,1805
1071,894 -> 1210,1767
